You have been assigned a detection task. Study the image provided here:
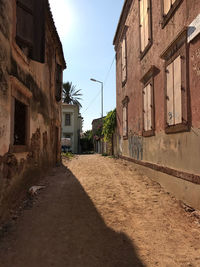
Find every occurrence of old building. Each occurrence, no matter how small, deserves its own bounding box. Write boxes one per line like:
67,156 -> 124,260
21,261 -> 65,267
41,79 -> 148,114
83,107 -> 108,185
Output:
61,103 -> 82,154
0,0 -> 66,221
114,0 -> 200,208
92,117 -> 104,154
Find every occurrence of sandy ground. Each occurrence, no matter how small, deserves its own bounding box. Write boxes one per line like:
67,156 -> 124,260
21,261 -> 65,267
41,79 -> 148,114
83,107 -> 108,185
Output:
0,154 -> 200,267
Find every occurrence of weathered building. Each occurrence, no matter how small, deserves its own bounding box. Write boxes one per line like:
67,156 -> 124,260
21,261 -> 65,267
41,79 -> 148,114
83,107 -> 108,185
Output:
114,0 -> 200,208
61,103 -> 82,154
0,0 -> 66,221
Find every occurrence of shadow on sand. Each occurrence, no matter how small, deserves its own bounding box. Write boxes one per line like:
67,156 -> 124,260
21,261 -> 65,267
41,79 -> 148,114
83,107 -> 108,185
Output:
0,164 -> 145,267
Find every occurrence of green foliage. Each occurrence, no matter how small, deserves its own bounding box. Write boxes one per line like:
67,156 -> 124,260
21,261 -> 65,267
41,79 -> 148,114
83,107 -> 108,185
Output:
63,82 -> 82,108
83,130 -> 93,140
80,130 -> 94,152
93,124 -> 103,140
102,109 -> 116,142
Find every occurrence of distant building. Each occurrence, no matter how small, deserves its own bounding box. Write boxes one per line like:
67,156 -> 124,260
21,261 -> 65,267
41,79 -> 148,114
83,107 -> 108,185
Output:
113,0 -> 200,208
92,117 -> 104,154
0,0 -> 66,221
62,104 -> 82,153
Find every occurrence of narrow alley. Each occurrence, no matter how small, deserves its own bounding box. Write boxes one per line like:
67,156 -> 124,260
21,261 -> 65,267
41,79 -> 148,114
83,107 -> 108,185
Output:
0,155 -> 200,267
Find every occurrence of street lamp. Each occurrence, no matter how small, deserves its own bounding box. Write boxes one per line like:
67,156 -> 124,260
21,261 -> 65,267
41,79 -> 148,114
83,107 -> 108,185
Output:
90,78 -> 103,118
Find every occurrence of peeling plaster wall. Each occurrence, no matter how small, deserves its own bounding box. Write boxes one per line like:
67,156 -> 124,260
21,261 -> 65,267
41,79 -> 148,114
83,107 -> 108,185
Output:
0,0 -> 64,221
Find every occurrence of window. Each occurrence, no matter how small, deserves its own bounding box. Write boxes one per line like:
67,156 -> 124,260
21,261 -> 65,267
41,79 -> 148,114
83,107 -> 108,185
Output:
166,56 -> 182,125
10,76 -> 32,153
122,96 -> 129,139
143,83 -> 154,135
141,66 -> 158,137
14,99 -> 27,145
55,64 -> 63,102
121,35 -> 127,86
65,114 -> 71,126
161,28 -> 189,133
161,0 -> 183,28
15,0 -> 45,62
139,0 -> 152,58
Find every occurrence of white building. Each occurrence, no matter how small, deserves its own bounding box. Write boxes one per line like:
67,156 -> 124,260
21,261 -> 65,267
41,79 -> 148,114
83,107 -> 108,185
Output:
62,104 -> 82,153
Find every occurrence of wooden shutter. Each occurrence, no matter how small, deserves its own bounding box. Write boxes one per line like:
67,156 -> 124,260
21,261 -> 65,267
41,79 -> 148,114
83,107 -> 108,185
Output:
166,62 -> 174,125
55,64 -> 63,102
143,84 -> 152,131
147,83 -> 152,130
140,0 -> 145,51
122,37 -> 127,83
16,0 -> 45,62
143,86 -> 148,131
173,56 -> 182,124
140,0 -> 149,51
163,0 -> 171,15
123,106 -> 127,137
32,0 -> 45,63
16,0 -> 34,50
143,0 -> 149,49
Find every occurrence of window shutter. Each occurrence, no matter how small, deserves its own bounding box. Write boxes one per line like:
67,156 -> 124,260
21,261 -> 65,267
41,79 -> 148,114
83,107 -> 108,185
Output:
122,37 -> 127,83
143,87 -> 148,131
32,0 -> 45,63
16,0 -> 34,52
140,0 -> 145,51
144,0 -> 149,49
55,64 -> 63,102
143,84 -> 152,131
164,0 -> 171,15
147,83 -> 152,130
173,56 -> 182,124
166,62 -> 174,125
123,106 -> 127,136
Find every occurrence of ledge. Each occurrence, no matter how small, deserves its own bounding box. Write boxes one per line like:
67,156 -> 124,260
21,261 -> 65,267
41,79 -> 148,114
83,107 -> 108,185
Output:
120,155 -> 200,185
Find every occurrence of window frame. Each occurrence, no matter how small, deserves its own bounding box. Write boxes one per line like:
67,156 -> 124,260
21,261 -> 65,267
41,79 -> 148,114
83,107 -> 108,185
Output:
121,26 -> 128,87
161,0 -> 183,28
138,0 -> 153,59
122,96 -> 129,139
65,113 -> 71,126
10,76 -> 32,153
13,0 -> 45,63
161,28 -> 189,134
55,63 -> 63,102
141,66 -> 158,137
142,79 -> 155,137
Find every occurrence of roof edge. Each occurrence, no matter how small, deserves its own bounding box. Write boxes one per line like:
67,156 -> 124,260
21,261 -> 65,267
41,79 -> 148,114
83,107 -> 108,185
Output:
113,0 -> 133,47
46,0 -> 66,69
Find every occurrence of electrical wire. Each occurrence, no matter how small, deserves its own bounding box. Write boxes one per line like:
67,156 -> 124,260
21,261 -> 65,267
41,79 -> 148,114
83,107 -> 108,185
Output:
82,55 -> 115,114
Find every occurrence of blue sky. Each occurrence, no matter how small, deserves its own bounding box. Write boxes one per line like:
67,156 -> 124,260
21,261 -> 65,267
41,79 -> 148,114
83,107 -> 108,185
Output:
49,0 -> 124,131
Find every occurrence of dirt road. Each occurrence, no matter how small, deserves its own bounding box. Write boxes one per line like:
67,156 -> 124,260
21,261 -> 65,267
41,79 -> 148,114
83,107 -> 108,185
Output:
0,154 -> 200,267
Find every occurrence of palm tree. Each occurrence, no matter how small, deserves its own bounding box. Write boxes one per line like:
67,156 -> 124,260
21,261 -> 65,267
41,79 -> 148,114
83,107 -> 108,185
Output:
63,82 -> 82,108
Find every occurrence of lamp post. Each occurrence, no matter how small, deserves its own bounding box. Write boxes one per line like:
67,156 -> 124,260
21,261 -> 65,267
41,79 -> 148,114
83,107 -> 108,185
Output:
90,78 -> 103,118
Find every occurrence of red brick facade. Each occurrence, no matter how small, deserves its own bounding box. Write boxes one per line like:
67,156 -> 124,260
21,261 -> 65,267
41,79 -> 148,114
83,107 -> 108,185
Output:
114,0 -> 200,207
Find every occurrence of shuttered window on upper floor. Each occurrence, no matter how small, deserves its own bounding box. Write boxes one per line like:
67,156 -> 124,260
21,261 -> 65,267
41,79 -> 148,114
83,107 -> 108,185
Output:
16,0 -> 45,62
164,0 -> 177,15
121,35 -> 127,86
139,0 -> 152,58
161,28 -> 189,134
55,64 -> 63,102
162,0 -> 183,28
